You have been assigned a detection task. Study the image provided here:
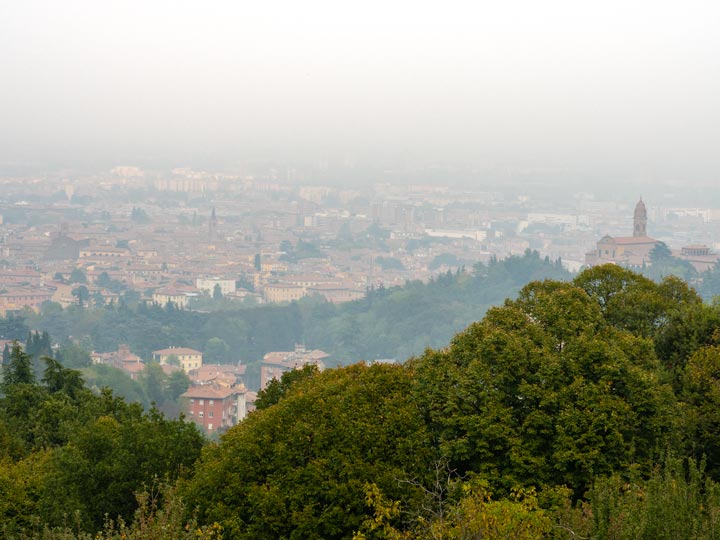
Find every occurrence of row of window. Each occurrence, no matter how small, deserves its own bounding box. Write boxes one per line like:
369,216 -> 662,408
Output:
189,399 -> 215,406
189,410 -> 214,418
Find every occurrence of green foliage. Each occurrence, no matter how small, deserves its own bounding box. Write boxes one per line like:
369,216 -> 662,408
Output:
166,370 -> 191,402
165,353 -> 180,366
428,252 -> 462,271
641,241 -> 698,283
573,264 -> 701,338
203,337 -> 230,364
2,343 -> 35,390
138,362 -> 167,406
580,457 -> 720,540
654,302 -> 720,381
71,286 -> 89,308
96,272 -> 126,293
68,268 -> 87,284
212,283 -> 222,300
680,344 -> 720,478
255,363 -> 318,410
3,483 -> 223,540
355,477 -> 552,540
411,276 -> 676,496
0,334 -> 204,534
279,239 -> 325,262
82,364 -> 146,406
18,250 -> 571,377
375,256 -> 405,271
42,357 -> 84,398
184,363 -> 435,539
698,263 -> 720,301
0,314 -> 30,340
130,207 -> 150,224
56,343 -> 92,369
9,263 -> 720,537
40,407 -> 203,531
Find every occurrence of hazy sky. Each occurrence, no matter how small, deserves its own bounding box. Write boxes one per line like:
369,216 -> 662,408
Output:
1,0 -> 719,181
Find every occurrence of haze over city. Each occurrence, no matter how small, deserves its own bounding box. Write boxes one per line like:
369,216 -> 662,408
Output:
2,0 -> 719,188
7,2 -> 720,539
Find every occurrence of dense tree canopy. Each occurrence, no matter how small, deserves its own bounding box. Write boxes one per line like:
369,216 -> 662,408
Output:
185,364 -> 436,540
0,345 -> 203,535
8,263 -> 720,539
411,277 -> 677,496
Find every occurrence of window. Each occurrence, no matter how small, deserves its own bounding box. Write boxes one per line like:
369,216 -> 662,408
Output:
209,411 -> 214,418
190,399 -> 195,404
209,400 -> 214,406
199,399 -> 204,406
199,411 -> 204,417
189,410 -> 193,416
208,423 -> 213,431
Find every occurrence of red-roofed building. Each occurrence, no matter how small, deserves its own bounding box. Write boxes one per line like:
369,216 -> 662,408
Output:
91,344 -> 145,380
181,384 -> 247,434
189,363 -> 246,388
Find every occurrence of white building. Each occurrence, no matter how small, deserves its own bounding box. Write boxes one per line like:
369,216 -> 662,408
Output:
196,277 -> 236,296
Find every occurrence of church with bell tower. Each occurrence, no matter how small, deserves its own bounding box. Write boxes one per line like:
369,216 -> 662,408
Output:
585,198 -> 659,267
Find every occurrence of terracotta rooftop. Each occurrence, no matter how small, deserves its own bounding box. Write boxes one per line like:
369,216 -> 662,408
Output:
600,236 -> 657,245
153,347 -> 203,356
181,385 -> 243,400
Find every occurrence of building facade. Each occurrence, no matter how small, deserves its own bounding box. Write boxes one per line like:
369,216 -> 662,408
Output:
152,347 -> 203,373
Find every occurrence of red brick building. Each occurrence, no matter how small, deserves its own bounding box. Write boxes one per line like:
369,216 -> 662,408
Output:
181,384 -> 246,434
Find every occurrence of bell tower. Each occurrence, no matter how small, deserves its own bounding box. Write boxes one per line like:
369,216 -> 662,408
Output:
633,198 -> 647,237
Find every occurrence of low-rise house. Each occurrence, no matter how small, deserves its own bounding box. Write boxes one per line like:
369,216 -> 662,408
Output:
189,363 -> 246,388
152,287 -> 191,308
0,287 -> 54,315
91,344 -> 145,380
79,245 -> 129,259
306,283 -> 365,303
263,283 -> 306,303
677,245 -> 720,272
195,277 -> 236,296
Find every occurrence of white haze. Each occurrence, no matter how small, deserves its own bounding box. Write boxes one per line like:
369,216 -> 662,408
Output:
1,0 -> 719,183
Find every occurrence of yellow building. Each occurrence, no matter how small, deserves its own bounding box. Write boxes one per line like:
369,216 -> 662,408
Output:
263,284 -> 307,303
152,288 -> 189,308
152,347 -> 203,373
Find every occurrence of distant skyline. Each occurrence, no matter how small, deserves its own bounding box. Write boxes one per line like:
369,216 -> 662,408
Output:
1,0 -> 719,185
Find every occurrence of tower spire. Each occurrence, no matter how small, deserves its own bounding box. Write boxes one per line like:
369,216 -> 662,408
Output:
633,197 -> 647,237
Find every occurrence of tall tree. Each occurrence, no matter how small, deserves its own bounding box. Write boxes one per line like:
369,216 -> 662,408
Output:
213,283 -> 223,300
1,343 -> 35,390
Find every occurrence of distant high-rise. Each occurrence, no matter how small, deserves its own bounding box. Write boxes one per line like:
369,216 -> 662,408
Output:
633,198 -> 647,237
209,207 -> 218,240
